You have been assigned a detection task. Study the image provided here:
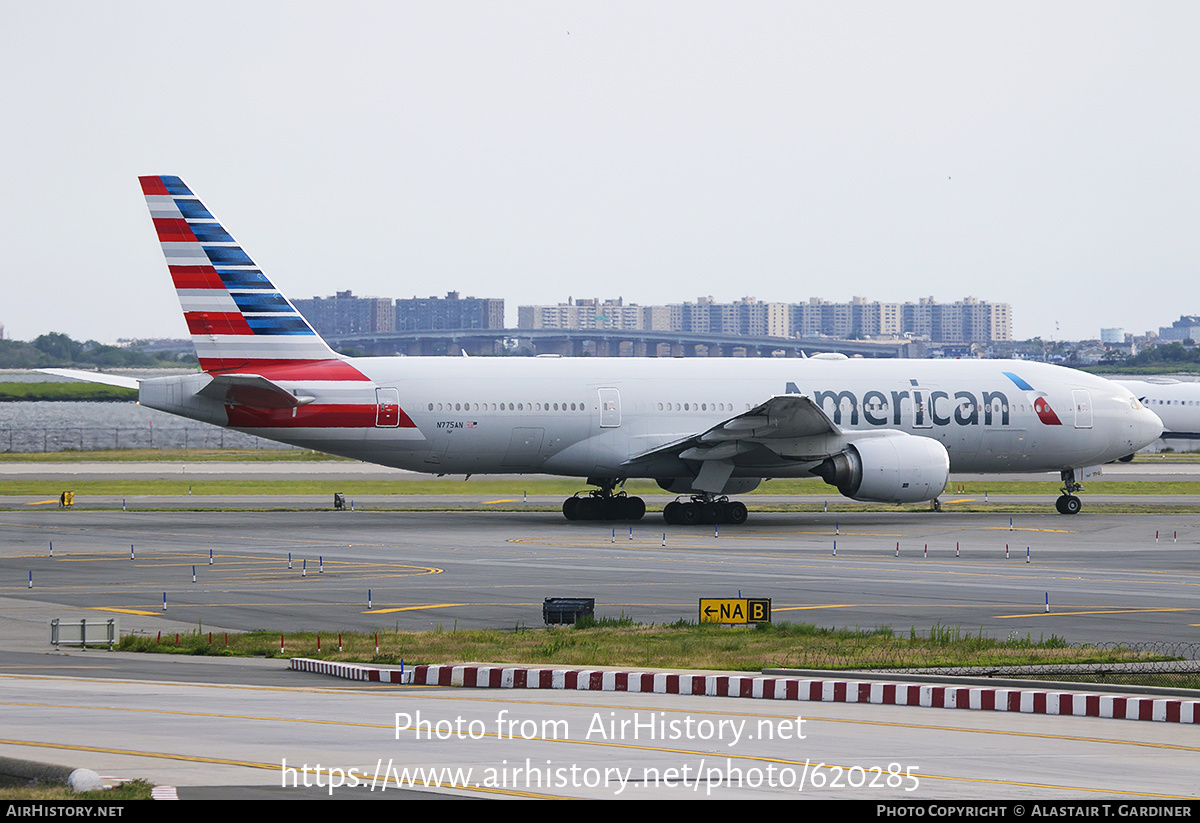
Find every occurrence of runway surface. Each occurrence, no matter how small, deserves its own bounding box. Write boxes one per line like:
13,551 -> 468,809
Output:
1,507 -> 1197,799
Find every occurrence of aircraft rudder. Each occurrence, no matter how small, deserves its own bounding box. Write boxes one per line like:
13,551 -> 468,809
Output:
140,175 -> 341,372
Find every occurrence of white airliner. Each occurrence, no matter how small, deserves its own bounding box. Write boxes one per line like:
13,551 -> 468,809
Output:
49,176 -> 1164,522
1113,378 -> 1200,451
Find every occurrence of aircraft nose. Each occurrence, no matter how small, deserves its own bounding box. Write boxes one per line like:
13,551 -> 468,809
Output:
1128,405 -> 1166,451
1139,407 -> 1164,446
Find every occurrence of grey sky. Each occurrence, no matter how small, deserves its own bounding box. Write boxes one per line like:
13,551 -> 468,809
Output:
1,2 -> 1197,343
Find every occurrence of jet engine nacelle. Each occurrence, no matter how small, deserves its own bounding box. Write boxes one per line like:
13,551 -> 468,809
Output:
812,435 -> 949,504
657,477 -> 762,496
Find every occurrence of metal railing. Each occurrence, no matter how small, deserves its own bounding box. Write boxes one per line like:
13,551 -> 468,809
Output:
779,642 -> 1200,690
51,618 -> 118,650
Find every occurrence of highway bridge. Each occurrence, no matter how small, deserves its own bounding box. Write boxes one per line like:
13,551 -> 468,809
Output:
327,328 -> 916,358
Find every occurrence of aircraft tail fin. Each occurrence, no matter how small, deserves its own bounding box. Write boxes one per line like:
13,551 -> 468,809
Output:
139,175 -> 353,377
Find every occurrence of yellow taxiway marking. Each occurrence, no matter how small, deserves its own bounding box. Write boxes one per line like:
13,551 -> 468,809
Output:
366,603 -> 468,614
772,605 -> 858,612
483,499 -> 519,504
26,500 -> 61,506
982,527 -> 1077,534
0,737 -> 554,799
90,607 -> 162,616
0,737 -> 273,771
1,694 -> 1192,799
509,529 -> 909,544
998,607 -> 1197,619
0,667 -> 116,671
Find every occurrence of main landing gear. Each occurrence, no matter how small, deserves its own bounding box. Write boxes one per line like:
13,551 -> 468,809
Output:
663,494 -> 748,526
1055,469 -> 1083,515
562,481 -> 646,521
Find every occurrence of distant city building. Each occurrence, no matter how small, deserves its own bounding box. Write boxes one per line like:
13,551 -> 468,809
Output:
395,291 -> 504,331
519,294 -> 1011,343
1158,316 -> 1200,342
518,297 -> 657,331
295,290 -> 503,335
293,291 -> 395,337
1100,327 -> 1125,344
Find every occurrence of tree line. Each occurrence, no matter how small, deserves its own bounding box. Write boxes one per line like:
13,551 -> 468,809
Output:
0,333 -> 197,369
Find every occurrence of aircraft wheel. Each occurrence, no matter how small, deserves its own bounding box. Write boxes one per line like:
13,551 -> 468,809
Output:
701,502 -> 723,524
1062,494 -> 1082,515
625,496 -> 646,521
726,501 -> 748,525
562,497 -> 580,521
677,502 -> 701,526
663,501 -> 680,525
577,497 -> 601,520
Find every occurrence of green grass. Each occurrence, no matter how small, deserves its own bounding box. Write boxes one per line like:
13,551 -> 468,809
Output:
0,381 -> 137,402
931,480 -> 1200,495
0,478 -> 668,497
118,623 -> 1171,675
0,779 -> 154,801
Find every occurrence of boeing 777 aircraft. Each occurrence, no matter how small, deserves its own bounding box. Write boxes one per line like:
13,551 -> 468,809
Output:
49,176 -> 1163,522
1113,378 -> 1200,449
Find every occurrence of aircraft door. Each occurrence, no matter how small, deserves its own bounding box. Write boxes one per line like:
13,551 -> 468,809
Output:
1071,390 -> 1093,429
912,390 -> 932,429
598,388 -> 621,428
502,427 -> 545,467
376,387 -> 400,428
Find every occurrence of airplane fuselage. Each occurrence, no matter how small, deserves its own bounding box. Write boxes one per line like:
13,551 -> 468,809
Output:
140,356 -> 1159,481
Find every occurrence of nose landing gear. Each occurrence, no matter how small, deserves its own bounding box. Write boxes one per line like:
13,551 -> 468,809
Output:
1055,469 -> 1083,515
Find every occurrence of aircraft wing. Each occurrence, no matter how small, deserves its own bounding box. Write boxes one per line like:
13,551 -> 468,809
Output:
39,368 -> 140,390
623,394 -> 844,471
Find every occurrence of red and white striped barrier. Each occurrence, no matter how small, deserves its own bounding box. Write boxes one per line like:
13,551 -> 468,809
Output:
289,659 -> 1199,724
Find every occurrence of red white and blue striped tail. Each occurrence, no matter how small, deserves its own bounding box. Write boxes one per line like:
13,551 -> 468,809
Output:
140,175 -> 359,378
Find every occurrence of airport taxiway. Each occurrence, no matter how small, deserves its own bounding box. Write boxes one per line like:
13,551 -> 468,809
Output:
2,509 -> 1199,644
1,504 -> 1198,799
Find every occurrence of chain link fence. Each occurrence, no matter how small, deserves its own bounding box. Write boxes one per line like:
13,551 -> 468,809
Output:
0,426 -> 295,452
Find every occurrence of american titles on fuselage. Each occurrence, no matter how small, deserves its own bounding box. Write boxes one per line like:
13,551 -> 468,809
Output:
419,382 -> 1062,430
792,383 -> 1057,428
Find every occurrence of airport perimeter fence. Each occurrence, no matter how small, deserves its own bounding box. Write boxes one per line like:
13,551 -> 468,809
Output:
782,642 -> 1200,690
0,426 -> 295,453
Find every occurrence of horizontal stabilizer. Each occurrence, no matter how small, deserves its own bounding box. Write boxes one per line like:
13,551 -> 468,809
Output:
39,368 -> 140,391
196,374 -> 314,409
